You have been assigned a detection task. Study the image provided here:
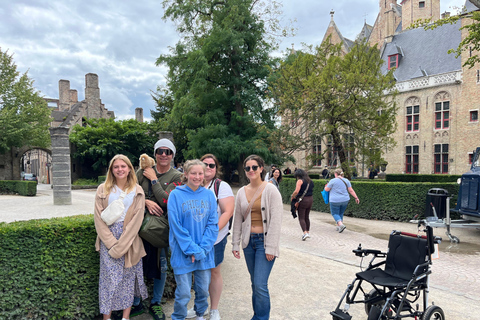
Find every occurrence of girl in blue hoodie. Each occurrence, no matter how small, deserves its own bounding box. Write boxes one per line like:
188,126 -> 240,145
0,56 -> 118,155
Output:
167,159 -> 218,320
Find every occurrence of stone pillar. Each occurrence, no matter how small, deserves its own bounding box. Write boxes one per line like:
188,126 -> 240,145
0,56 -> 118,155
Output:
135,108 -> 144,123
49,127 -> 72,205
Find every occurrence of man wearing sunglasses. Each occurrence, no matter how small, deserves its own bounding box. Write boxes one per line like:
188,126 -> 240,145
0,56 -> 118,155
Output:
133,138 -> 182,320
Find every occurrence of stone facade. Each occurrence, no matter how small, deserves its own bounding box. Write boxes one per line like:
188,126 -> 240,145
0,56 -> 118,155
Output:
287,0 -> 480,177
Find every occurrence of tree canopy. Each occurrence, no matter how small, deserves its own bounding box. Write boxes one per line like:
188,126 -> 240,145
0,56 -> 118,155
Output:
269,39 -> 398,178
156,0 -> 285,183
0,48 -> 51,154
69,118 -> 162,173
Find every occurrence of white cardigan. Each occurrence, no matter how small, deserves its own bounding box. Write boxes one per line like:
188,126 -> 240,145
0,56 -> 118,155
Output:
232,182 -> 283,257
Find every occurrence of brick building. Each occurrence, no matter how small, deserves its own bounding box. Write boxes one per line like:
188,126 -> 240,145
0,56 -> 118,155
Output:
288,0 -> 480,176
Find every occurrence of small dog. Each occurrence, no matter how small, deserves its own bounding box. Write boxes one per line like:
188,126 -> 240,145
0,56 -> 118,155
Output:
139,153 -> 155,170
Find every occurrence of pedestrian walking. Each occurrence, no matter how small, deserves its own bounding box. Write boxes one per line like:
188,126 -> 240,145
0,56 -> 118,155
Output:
168,160 -> 218,320
232,155 -> 283,320
94,154 -> 148,320
324,168 -> 360,232
291,169 -> 314,240
268,168 -> 282,190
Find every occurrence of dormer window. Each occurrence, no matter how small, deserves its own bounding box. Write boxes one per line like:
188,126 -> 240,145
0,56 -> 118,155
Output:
388,54 -> 399,70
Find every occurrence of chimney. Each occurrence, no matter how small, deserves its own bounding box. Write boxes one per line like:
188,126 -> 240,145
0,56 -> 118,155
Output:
135,108 -> 144,123
441,11 -> 450,19
59,80 -> 70,111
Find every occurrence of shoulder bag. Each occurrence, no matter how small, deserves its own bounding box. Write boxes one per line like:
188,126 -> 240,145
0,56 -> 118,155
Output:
101,191 -> 126,225
139,181 -> 170,248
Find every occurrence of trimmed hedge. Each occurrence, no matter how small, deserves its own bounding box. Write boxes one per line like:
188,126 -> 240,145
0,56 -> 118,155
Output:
0,180 -> 37,196
386,174 -> 462,183
279,178 -> 459,222
0,215 -> 176,319
0,215 -> 98,319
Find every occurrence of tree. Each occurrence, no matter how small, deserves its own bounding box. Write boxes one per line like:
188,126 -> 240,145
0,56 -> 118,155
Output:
269,39 -> 398,179
69,118 -> 161,174
156,0 -> 285,183
0,48 -> 51,154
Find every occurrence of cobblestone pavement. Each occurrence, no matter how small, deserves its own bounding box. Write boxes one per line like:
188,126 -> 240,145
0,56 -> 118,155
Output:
2,184 -> 480,319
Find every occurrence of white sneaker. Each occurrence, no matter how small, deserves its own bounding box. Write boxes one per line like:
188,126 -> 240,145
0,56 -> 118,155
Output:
305,233 -> 311,239
209,309 -> 221,320
186,307 -> 207,319
196,317 -> 206,320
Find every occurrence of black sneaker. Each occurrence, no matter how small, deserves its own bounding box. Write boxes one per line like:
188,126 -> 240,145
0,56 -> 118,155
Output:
130,303 -> 145,317
111,310 -> 122,320
149,302 -> 166,320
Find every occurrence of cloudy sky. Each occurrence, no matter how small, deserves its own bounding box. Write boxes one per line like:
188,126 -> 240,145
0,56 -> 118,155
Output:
0,0 -> 464,120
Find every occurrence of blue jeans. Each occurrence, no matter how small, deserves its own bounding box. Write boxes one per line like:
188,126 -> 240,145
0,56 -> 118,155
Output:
134,247 -> 167,306
171,269 -> 211,320
243,233 -> 276,320
330,201 -> 350,223
214,234 -> 228,267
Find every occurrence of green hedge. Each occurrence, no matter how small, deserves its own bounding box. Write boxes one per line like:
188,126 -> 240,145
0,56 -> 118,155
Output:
0,181 -> 37,196
0,215 -> 175,319
279,178 -> 459,222
386,174 -> 462,183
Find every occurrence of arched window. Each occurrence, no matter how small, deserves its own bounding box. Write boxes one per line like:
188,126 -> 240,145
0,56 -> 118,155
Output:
405,97 -> 420,132
434,92 -> 450,130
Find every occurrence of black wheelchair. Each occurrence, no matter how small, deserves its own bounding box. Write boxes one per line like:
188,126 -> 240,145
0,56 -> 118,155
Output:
330,222 -> 444,320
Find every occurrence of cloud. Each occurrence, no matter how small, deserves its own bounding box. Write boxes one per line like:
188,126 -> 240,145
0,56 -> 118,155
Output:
0,0 -> 464,119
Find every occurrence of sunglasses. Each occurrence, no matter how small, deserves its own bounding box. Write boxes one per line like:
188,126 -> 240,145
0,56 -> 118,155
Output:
203,162 -> 216,169
244,165 -> 259,172
156,149 -> 173,156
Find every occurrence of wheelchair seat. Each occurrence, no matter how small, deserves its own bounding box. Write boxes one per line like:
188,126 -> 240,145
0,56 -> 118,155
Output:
356,233 -> 428,288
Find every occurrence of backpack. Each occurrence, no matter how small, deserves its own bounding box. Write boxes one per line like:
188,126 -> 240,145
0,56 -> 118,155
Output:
211,178 -> 234,230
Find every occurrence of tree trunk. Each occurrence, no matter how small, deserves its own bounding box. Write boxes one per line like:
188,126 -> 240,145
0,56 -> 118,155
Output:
331,129 -> 352,180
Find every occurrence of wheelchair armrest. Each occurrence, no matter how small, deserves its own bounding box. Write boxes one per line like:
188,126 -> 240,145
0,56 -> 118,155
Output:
352,248 -> 385,258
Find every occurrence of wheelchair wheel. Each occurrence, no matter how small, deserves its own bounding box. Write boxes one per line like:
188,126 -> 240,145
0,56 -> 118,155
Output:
364,289 -> 385,315
423,305 -> 445,320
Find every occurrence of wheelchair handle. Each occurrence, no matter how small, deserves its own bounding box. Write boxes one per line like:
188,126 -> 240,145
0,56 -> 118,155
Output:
353,244 -> 383,257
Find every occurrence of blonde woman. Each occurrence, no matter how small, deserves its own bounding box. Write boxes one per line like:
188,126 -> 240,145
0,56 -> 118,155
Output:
323,168 -> 360,233
94,154 -> 148,320
168,159 -> 218,320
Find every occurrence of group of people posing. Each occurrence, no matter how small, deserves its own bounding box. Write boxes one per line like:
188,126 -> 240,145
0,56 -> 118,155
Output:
93,138 -> 360,320
94,138 -> 283,320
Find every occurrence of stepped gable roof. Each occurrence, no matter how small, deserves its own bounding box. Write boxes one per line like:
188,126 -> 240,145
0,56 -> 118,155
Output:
356,22 -> 373,42
380,20 -> 461,82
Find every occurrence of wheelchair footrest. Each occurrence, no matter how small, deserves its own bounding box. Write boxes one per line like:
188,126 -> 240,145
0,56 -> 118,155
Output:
330,308 -> 352,320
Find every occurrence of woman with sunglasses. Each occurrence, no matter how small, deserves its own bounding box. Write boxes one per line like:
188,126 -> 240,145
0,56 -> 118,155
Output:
232,155 -> 283,320
185,154 -> 234,320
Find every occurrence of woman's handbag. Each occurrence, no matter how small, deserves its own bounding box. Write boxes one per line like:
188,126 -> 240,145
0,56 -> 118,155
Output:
139,211 -> 169,248
101,191 -> 126,225
321,189 -> 330,204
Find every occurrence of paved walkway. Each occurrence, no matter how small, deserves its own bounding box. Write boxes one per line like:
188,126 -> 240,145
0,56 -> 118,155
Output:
2,184 -> 480,319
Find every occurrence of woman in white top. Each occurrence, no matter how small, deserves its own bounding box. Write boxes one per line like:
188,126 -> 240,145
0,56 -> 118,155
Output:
186,154 -> 234,320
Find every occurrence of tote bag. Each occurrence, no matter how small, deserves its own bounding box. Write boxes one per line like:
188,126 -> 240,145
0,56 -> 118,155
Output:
321,189 -> 330,204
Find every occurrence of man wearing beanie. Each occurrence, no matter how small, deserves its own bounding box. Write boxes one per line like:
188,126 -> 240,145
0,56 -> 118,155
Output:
132,138 -> 182,320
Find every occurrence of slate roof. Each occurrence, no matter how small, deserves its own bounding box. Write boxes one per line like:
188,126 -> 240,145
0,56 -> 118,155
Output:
380,20 -> 462,82
356,23 -> 373,42
465,0 -> 480,13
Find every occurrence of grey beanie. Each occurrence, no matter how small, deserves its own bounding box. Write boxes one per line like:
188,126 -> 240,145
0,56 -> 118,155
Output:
154,138 -> 176,158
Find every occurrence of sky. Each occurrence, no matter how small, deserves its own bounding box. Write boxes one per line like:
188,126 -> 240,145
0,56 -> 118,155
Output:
0,0 -> 464,121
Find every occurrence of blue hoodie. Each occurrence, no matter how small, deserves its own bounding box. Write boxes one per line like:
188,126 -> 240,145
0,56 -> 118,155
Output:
167,184 -> 218,275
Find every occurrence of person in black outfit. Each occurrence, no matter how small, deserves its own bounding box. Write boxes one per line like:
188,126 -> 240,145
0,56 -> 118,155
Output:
291,169 -> 314,241
321,166 -> 329,179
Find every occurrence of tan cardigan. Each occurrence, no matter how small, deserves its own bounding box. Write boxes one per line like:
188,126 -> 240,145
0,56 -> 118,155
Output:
232,183 -> 283,257
94,183 -> 146,268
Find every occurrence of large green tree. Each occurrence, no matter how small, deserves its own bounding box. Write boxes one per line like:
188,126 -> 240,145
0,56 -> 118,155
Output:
69,118 -> 162,173
0,48 -> 51,154
156,0 -> 284,183
269,40 -> 398,178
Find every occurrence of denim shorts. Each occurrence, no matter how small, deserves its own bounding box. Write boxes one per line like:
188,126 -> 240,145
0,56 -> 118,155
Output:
214,234 -> 228,267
